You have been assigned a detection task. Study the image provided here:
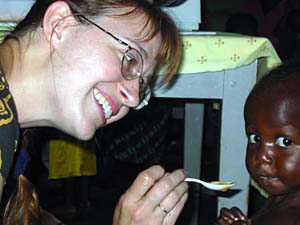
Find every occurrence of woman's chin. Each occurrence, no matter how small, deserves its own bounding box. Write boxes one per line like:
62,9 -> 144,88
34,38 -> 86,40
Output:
66,125 -> 96,141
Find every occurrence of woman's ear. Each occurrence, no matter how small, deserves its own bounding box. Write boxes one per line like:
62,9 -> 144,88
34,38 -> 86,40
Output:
42,1 -> 76,44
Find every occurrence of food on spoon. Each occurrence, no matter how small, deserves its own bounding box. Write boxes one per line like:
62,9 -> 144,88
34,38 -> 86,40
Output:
209,181 -> 235,192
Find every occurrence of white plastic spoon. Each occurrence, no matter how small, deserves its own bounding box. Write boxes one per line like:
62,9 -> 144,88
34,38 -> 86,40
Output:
185,178 -> 235,192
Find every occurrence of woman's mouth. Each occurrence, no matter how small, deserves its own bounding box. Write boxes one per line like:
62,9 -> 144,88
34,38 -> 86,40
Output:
93,88 -> 113,120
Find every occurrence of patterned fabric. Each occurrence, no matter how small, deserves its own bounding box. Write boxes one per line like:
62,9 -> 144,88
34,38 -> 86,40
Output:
178,32 -> 281,79
0,23 -> 15,43
0,65 -> 20,179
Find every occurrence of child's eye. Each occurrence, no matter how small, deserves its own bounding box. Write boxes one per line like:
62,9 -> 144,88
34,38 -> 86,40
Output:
249,134 -> 260,143
276,137 -> 292,147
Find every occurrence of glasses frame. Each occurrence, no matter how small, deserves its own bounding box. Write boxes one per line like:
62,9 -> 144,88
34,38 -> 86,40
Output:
78,15 -> 151,110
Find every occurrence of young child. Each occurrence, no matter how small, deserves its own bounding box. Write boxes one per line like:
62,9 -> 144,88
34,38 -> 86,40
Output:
215,61 -> 300,225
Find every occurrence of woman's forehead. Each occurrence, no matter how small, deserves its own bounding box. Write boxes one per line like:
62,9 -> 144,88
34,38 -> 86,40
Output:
96,14 -> 162,59
97,11 -> 157,40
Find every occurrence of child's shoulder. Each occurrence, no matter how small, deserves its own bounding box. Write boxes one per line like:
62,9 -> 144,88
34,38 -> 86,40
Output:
251,199 -> 300,225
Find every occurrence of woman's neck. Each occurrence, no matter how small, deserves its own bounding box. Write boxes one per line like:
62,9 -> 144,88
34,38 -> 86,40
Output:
0,38 -> 17,81
0,37 -> 54,127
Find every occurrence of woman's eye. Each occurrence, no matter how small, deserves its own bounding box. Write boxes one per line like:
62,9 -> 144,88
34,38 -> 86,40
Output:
125,53 -> 134,62
124,52 -> 137,64
249,134 -> 260,143
276,137 -> 292,147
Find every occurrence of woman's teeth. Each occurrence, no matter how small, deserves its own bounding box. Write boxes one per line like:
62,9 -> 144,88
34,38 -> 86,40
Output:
94,89 -> 113,119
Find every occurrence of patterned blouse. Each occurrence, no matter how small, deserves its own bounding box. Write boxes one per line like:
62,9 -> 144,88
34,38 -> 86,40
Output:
0,65 -> 19,179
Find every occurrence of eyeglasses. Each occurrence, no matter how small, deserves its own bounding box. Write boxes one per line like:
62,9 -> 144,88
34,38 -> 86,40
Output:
78,15 -> 151,110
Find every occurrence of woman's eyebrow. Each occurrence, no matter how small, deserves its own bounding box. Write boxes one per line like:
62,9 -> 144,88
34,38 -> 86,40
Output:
126,37 -> 149,60
139,47 -> 148,60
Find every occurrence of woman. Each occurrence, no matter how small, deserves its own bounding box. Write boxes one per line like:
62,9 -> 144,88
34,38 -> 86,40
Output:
0,0 -> 188,224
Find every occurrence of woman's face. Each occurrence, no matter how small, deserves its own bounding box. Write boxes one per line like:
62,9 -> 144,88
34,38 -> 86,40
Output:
50,12 -> 162,140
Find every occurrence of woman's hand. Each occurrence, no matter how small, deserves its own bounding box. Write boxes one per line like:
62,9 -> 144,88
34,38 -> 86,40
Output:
112,165 -> 188,225
215,207 -> 248,225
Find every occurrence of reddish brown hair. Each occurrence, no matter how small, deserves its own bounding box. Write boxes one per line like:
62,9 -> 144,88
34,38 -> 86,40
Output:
12,0 -> 182,84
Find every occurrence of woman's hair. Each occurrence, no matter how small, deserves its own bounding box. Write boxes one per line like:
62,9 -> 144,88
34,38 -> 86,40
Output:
10,0 -> 182,85
3,175 -> 41,225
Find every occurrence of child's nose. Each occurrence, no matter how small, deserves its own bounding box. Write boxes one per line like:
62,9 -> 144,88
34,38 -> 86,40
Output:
255,143 -> 273,166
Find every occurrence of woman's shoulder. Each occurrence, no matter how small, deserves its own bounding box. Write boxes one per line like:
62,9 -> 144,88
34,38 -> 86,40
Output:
0,61 -> 20,179
0,64 -> 9,93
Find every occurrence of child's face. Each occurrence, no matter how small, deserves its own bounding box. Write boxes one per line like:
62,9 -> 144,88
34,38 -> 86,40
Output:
244,83 -> 300,195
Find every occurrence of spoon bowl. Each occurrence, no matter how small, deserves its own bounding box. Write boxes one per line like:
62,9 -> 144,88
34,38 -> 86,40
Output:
185,177 -> 235,192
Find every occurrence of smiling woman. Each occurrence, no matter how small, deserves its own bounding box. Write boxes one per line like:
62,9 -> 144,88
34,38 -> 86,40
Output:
0,1 -> 187,225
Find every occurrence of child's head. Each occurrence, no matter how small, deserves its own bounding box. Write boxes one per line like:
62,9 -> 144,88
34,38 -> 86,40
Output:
244,62 -> 300,195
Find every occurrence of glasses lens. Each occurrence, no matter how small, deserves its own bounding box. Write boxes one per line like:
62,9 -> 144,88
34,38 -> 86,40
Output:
122,48 -> 143,80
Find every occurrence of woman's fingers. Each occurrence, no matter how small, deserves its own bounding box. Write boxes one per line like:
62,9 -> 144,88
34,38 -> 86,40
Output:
154,176 -> 189,215
113,166 -> 165,225
162,192 -> 188,225
124,165 -> 165,202
151,177 -> 188,225
112,165 -> 189,225
143,168 -> 187,207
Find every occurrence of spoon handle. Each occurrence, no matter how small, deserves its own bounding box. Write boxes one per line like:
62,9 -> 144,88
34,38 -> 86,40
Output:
185,177 -> 205,184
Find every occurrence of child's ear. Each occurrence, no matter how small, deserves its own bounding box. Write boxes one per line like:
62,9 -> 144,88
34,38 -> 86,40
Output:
42,1 -> 76,44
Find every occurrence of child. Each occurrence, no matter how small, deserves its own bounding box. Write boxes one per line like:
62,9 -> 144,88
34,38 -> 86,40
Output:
215,61 -> 300,225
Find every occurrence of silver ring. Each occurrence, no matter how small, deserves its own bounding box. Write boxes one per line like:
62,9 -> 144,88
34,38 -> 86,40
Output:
159,204 -> 169,214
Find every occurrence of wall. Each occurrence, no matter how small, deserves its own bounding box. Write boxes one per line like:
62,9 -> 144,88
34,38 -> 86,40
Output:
0,0 -> 35,22
200,0 -> 251,31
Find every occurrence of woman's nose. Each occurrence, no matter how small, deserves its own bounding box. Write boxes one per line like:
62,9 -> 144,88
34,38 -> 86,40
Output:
255,142 -> 273,166
119,79 -> 140,108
